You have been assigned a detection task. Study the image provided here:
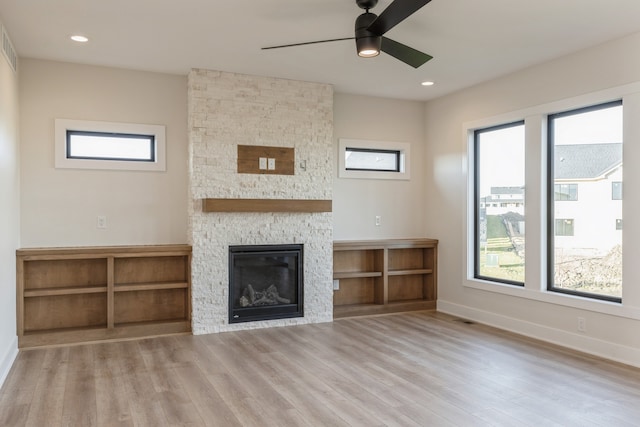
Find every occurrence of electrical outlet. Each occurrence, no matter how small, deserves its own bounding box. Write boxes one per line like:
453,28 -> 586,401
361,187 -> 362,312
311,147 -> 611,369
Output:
375,215 -> 381,226
267,158 -> 276,170
577,317 -> 586,332
333,279 -> 340,291
259,157 -> 267,170
97,215 -> 107,229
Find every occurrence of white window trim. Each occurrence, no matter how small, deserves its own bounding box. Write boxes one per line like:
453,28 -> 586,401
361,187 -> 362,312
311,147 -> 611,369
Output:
55,119 -> 166,171
338,138 -> 410,180
463,81 -> 640,320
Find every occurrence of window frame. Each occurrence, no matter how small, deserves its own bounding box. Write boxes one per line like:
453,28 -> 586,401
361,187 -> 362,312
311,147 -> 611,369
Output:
55,119 -> 166,171
338,138 -> 410,180
344,147 -> 401,172
546,100 -> 623,303
554,183 -> 578,201
612,181 -> 623,200
462,83 -> 640,322
473,120 -> 525,287
66,130 -> 156,162
554,218 -> 575,236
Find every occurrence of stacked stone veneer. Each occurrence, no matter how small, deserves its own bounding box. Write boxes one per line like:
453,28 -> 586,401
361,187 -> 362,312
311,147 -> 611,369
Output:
187,69 -> 334,334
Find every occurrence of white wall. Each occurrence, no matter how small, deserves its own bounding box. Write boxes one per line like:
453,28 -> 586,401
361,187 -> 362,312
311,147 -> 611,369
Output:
0,44 -> 19,386
425,32 -> 640,366
333,93 -> 426,240
19,59 -> 188,247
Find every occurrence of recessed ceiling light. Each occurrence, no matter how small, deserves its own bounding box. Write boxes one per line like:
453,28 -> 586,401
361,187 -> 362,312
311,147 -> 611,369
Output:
421,81 -> 435,86
70,35 -> 89,43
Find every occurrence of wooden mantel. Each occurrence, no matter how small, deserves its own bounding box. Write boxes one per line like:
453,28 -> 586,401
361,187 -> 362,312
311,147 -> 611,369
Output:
202,198 -> 332,213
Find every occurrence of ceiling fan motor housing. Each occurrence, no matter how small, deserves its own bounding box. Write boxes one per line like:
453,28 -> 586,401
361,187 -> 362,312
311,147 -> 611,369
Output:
356,0 -> 379,10
355,12 -> 382,56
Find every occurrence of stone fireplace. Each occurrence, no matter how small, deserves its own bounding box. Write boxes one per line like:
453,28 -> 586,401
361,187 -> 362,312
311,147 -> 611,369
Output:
228,244 -> 303,323
187,69 -> 334,334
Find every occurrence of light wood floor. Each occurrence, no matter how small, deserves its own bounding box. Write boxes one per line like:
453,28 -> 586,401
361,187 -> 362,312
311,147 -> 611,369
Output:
2,311 -> 640,427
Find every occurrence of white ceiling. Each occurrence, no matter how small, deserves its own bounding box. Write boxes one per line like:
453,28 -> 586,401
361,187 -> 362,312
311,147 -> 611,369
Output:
2,0 -> 640,101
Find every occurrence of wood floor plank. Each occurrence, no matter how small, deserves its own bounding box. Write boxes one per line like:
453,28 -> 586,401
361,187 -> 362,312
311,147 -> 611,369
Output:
2,311 -> 640,426
61,345 -> 98,427
24,346 -> 69,427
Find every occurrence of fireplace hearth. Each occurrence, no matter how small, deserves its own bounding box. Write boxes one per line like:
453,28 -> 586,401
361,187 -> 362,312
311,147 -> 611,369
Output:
229,244 -> 303,323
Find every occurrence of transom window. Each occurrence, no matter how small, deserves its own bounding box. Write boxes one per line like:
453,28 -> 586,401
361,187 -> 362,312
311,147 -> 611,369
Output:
338,138 -> 410,180
66,131 -> 155,162
55,119 -> 166,171
345,147 -> 400,172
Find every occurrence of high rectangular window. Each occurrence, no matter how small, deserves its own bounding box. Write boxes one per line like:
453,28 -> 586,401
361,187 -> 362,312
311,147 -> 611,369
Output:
67,131 -> 155,162
55,119 -> 166,171
474,121 -> 525,286
548,100 -> 622,301
344,147 -> 400,172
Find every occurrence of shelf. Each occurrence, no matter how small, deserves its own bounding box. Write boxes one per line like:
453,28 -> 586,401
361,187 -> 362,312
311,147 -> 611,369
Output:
334,300 -> 436,319
18,321 -> 191,348
24,285 -> 107,297
388,269 -> 433,276
17,244 -> 192,348
333,271 -> 382,279
333,239 -> 437,318
202,198 -> 332,213
114,282 -> 189,292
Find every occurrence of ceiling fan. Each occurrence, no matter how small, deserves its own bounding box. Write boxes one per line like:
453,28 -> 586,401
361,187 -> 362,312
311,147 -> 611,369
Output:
262,0 -> 434,68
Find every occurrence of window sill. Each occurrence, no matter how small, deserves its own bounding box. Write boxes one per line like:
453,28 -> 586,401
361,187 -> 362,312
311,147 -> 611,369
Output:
464,278 -> 640,321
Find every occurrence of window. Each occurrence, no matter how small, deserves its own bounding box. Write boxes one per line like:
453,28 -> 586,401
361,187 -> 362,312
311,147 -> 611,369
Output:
555,219 -> 574,236
66,131 -> 155,162
55,119 -> 166,171
474,121 -> 525,286
344,148 -> 400,172
555,183 -> 578,201
338,138 -> 410,180
548,100 -> 622,301
612,181 -> 622,200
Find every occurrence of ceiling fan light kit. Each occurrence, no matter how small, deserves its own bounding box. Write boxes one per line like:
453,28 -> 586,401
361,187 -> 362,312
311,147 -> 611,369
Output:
355,11 -> 381,57
263,0 -> 434,68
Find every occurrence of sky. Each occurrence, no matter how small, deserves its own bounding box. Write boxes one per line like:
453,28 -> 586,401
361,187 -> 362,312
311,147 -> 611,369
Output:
478,104 -> 623,197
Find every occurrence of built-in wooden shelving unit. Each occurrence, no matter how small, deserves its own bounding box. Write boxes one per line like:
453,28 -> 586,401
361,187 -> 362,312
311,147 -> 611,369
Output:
16,244 -> 191,348
333,238 -> 438,318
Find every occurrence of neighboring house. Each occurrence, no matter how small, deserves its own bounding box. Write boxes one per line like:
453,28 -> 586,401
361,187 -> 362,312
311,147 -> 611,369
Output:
554,143 -> 622,255
481,186 -> 525,216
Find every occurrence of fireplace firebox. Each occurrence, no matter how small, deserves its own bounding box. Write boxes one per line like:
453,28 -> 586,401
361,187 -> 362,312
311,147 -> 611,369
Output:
229,244 -> 303,323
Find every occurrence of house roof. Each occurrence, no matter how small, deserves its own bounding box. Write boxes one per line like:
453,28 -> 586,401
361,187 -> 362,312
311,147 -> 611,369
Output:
555,143 -> 622,180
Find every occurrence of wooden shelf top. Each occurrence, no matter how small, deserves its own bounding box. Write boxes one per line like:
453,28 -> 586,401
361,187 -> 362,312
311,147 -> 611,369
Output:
202,198 -> 332,213
17,244 -> 192,258
333,271 -> 383,279
333,238 -> 438,250
24,286 -> 108,298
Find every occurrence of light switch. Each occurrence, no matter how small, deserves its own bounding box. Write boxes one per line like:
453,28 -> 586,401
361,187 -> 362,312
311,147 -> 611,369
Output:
259,157 -> 267,170
267,158 -> 276,170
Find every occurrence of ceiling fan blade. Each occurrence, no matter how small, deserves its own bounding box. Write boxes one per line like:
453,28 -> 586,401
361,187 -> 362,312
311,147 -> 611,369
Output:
262,37 -> 354,50
381,36 -> 433,68
367,0 -> 433,36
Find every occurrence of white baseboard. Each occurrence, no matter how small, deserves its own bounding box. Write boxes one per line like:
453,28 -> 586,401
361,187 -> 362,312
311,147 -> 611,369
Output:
0,336 -> 18,389
437,300 -> 640,369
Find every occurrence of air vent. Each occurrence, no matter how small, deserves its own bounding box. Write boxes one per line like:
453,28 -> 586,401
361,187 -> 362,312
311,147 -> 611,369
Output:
1,22 -> 17,73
